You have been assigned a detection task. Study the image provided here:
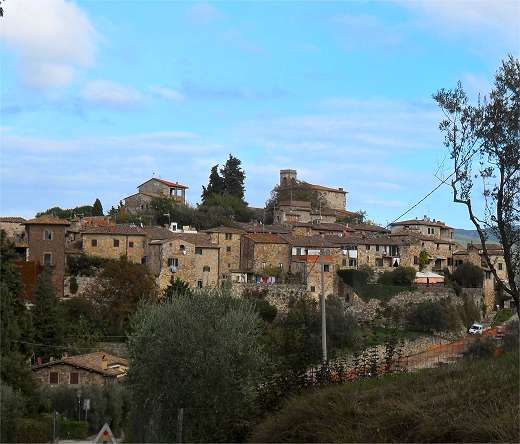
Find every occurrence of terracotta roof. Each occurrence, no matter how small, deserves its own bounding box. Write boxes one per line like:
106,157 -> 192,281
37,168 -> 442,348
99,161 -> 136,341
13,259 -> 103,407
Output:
350,223 -> 389,233
301,181 -> 347,194
244,233 -> 288,244
390,218 -> 452,229
149,232 -> 218,248
32,351 -> 128,377
278,200 -> 312,208
202,225 -> 245,234
81,225 -> 146,236
236,222 -> 290,234
24,215 -> 70,226
292,222 -> 347,232
282,234 -> 336,248
0,217 -> 26,223
137,178 -> 188,189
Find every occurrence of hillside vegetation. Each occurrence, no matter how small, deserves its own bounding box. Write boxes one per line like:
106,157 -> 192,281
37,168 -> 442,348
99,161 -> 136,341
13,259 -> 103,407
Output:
251,351 -> 519,443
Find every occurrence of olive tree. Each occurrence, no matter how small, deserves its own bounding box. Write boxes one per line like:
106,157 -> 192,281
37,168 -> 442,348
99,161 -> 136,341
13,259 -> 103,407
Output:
434,55 -> 519,312
126,288 -> 266,442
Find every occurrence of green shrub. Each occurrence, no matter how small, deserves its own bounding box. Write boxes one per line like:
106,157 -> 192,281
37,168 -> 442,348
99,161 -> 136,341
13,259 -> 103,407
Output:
503,320 -> 519,352
337,269 -> 369,287
452,263 -> 483,288
69,276 -> 79,294
355,284 -> 410,302
250,298 -> 278,323
493,308 -> 513,326
378,267 -> 416,286
457,294 -> 481,329
406,300 -> 460,333
15,417 -> 52,443
1,383 -> 26,443
464,336 -> 496,359
67,254 -> 111,276
60,419 -> 89,439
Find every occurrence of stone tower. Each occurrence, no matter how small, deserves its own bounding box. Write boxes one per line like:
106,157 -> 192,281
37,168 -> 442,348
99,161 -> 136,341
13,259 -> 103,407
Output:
279,169 -> 297,187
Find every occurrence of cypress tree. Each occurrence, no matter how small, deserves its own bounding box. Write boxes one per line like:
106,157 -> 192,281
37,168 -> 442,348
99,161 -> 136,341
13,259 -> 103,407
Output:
32,267 -> 64,361
201,164 -> 225,203
220,154 -> 245,200
92,198 -> 104,216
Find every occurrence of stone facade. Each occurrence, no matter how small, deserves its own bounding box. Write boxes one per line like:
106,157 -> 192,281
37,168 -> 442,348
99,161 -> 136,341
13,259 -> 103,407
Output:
240,234 -> 290,273
124,178 -> 188,214
234,282 -> 308,314
148,237 -> 220,291
0,217 -> 26,241
32,363 -> 107,386
390,217 -> 454,240
203,226 -> 244,278
82,232 -> 146,263
24,216 -> 69,297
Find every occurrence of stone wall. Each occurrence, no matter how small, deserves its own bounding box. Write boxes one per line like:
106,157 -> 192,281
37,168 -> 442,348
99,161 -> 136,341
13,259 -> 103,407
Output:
63,275 -> 96,298
33,363 -> 107,386
208,232 -> 241,277
253,243 -> 290,273
319,190 -> 346,210
82,233 -> 145,263
234,282 -> 307,314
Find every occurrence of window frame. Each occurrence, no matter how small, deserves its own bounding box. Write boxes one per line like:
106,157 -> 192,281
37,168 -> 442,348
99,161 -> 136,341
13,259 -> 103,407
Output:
69,372 -> 79,385
195,247 -> 203,255
113,239 -> 120,248
91,239 -> 98,247
43,229 -> 53,241
225,233 -> 233,240
49,372 -> 59,384
43,252 -> 53,266
203,265 -> 211,272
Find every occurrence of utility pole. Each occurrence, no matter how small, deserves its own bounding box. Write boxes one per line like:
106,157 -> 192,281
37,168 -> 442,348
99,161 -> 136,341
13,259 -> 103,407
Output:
320,249 -> 328,363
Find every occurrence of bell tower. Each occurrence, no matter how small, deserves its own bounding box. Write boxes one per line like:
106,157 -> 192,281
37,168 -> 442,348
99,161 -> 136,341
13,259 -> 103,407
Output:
279,169 -> 297,187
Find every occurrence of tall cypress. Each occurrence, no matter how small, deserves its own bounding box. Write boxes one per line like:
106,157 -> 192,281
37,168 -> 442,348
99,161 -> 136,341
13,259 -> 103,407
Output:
32,267 -> 64,361
92,198 -> 104,216
220,154 -> 245,200
201,164 -> 225,203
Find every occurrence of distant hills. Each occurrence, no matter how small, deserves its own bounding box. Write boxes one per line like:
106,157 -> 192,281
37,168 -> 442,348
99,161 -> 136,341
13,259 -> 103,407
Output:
453,228 -> 500,247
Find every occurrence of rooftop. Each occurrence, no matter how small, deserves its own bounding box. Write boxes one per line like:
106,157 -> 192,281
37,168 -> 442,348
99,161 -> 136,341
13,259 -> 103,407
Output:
390,217 -> 452,229
0,216 -> 27,223
138,177 -> 189,189
244,233 -> 288,244
24,215 -> 70,226
149,232 -> 218,248
202,225 -> 245,234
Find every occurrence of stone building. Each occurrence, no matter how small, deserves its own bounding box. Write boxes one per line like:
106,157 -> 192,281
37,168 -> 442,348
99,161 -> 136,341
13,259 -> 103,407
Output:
147,232 -> 220,291
240,234 -> 290,275
202,225 -> 245,279
24,215 -> 70,297
32,351 -> 128,386
291,222 -> 351,237
123,177 -> 188,214
0,216 -> 28,259
81,225 -> 147,264
389,216 -> 454,240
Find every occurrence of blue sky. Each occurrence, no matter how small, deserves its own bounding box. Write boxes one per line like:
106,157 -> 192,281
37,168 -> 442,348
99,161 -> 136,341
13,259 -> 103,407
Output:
1,0 -> 518,227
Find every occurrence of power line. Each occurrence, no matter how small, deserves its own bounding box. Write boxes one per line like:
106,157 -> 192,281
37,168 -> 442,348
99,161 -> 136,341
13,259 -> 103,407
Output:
386,147 -> 480,227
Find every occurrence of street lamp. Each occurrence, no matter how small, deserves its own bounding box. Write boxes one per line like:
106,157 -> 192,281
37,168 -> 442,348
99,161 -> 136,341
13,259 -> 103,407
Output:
76,389 -> 82,421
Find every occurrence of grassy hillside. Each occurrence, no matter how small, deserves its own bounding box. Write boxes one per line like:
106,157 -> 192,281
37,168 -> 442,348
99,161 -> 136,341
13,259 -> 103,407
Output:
454,228 -> 500,247
251,351 -> 519,443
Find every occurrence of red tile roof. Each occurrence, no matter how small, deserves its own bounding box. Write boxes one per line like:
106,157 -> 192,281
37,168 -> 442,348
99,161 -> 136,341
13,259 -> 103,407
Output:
24,215 -> 70,226
138,178 -> 188,189
244,233 -> 288,244
390,218 -> 452,229
81,225 -> 146,236
0,216 -> 26,223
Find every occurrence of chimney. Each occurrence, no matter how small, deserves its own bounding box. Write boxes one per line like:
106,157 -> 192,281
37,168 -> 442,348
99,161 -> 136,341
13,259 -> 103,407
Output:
101,354 -> 108,370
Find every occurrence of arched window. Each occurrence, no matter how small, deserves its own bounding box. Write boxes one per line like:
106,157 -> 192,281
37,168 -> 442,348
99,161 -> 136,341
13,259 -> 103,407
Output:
43,229 -> 53,241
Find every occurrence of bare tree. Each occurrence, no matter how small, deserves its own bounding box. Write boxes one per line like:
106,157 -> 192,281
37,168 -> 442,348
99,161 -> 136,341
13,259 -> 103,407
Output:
434,55 -> 519,313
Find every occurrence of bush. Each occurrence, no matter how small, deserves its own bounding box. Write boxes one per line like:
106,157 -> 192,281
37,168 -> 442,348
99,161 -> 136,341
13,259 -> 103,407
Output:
337,269 -> 369,287
60,419 -> 89,439
249,298 -> 278,323
503,320 -> 519,352
355,284 -> 410,302
1,383 -> 26,443
464,336 -> 496,359
67,254 -> 111,276
69,276 -> 79,294
493,308 -> 513,326
406,300 -> 460,333
457,294 -> 481,329
378,266 -> 416,286
15,417 -> 52,443
452,263 -> 483,288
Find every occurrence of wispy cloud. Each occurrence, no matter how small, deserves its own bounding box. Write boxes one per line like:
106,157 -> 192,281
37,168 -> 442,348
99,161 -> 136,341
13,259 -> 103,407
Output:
149,86 -> 185,102
80,80 -> 144,109
0,0 -> 97,88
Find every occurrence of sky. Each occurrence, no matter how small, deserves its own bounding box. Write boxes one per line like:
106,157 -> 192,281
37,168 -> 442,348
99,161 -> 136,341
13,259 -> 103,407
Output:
0,0 -> 518,228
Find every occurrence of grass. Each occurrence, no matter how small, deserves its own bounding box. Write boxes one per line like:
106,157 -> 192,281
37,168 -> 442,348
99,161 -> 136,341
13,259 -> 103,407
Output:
355,284 -> 412,302
250,351 -> 519,443
360,326 -> 426,348
493,308 -> 514,326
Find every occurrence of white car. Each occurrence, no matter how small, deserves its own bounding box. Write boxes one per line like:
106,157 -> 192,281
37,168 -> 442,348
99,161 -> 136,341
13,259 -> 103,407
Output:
468,323 -> 484,335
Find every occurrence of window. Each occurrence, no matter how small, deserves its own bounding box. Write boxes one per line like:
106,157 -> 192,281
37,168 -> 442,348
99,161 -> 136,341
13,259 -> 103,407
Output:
449,244 -> 452,251
226,246 -> 231,252
167,258 -> 179,267
414,256 -> 419,265
69,372 -> 79,385
228,263 -> 231,268
349,259 -> 357,267
342,258 -> 347,266
43,230 -> 53,241
129,241 -> 134,248
366,245 -> 370,251
279,263 -> 283,269
203,266 -> 210,272
498,263 -> 503,270
435,243 -> 439,250
376,245 -> 380,252
49,372 -> 59,384
43,253 -> 53,266
113,239 -> 120,247
141,256 -> 147,265
310,286 -> 316,292
225,233 -> 233,240
197,280 -> 203,288
485,271 -> 492,280
376,258 -> 383,267
91,239 -> 98,247
180,244 -> 186,251
262,262 -> 266,269
195,247 -> 202,255
323,264 -> 330,272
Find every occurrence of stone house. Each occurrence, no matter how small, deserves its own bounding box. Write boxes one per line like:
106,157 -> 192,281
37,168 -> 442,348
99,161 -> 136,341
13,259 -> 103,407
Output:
291,222 -> 351,237
81,225 -> 147,264
240,234 -> 290,276
349,223 -> 389,236
0,216 -> 29,259
202,225 -> 245,279
147,233 -> 220,291
389,216 -> 454,240
123,178 -> 188,214
32,351 -> 128,386
24,215 -> 70,297
274,200 -> 312,224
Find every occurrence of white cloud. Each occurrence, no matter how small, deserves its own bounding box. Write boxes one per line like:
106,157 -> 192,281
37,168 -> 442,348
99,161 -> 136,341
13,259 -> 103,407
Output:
0,0 -> 97,88
80,80 -> 143,108
150,86 -> 185,102
187,2 -> 223,25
